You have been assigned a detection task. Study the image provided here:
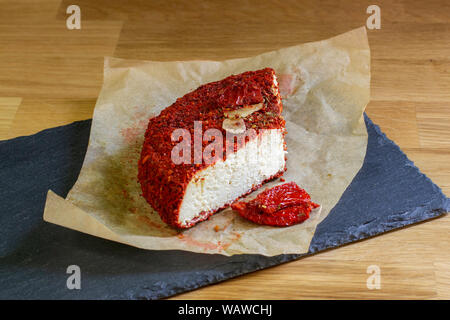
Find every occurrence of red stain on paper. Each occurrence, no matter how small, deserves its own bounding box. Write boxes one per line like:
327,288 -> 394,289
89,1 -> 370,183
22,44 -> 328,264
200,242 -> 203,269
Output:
138,215 -> 163,229
176,229 -> 242,253
278,74 -> 296,96
177,234 -> 222,251
120,119 -> 148,144
137,215 -> 178,236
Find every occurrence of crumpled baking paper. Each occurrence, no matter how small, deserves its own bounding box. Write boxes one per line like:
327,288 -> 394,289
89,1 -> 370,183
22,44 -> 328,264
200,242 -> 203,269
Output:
43,27 -> 370,256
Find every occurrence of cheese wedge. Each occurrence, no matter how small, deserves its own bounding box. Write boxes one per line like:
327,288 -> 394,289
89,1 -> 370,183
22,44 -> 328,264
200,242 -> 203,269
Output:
138,68 -> 286,228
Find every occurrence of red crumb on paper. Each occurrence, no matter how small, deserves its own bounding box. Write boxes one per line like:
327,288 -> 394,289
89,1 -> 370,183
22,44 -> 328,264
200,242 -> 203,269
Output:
231,232 -> 241,240
128,207 -> 137,214
120,189 -> 136,205
122,189 -> 130,199
231,182 -> 319,227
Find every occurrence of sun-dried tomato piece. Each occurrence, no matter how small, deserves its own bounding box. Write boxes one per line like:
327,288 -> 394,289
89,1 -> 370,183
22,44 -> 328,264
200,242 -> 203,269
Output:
256,181 -> 312,214
231,182 -> 319,227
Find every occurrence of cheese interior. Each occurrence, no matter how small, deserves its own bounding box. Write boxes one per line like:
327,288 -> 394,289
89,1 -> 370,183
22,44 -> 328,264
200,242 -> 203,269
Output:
178,129 -> 285,227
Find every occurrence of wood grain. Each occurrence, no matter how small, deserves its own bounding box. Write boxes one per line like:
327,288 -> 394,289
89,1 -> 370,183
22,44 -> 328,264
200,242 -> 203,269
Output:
0,0 -> 448,299
0,97 -> 21,139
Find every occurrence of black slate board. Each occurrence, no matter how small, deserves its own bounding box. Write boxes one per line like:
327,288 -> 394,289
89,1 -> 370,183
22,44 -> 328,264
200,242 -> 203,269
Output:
0,115 -> 448,299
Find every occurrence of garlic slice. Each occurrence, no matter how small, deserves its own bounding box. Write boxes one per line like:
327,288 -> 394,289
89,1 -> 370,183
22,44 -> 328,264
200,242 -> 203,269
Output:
223,102 -> 263,119
222,118 -> 246,134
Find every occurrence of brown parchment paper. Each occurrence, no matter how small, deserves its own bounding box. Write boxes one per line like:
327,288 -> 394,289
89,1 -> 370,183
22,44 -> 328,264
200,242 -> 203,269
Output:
43,27 -> 370,256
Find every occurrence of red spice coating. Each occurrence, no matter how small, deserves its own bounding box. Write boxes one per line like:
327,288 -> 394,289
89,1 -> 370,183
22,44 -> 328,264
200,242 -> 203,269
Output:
138,68 -> 285,229
231,182 -> 320,227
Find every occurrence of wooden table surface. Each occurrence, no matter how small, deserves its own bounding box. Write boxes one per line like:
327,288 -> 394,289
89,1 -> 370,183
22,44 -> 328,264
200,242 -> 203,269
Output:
1,0 -> 449,299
